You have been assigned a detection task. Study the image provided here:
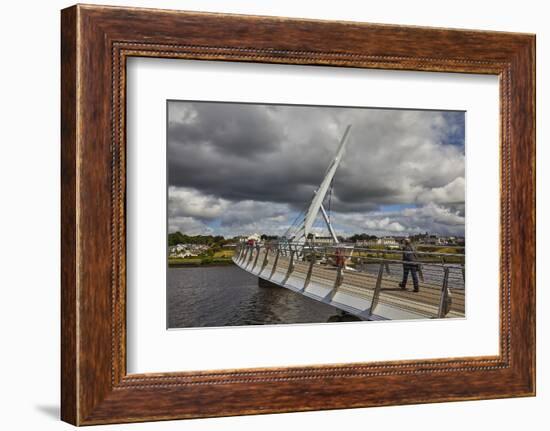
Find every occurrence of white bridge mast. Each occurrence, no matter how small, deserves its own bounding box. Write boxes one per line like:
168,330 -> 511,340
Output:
295,124 -> 352,244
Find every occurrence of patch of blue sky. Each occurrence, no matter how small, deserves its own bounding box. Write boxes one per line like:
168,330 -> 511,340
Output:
441,111 -> 465,148
205,219 -> 221,228
285,210 -> 305,227
378,203 -> 417,213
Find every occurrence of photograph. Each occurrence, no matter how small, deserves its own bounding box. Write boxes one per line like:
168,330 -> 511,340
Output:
166,100 -> 466,328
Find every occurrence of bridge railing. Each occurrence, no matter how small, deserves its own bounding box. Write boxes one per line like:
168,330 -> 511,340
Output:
233,241 -> 465,318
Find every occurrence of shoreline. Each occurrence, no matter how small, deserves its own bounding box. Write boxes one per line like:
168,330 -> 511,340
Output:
168,261 -> 235,268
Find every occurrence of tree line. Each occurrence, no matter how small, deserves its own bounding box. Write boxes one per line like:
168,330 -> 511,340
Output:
168,232 -> 232,247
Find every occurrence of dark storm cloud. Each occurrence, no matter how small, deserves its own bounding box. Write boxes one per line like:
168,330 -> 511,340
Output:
167,101 -> 465,236
168,102 -> 281,157
168,102 -> 343,209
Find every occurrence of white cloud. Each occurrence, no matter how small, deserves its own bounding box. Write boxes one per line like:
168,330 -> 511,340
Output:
330,203 -> 464,237
168,216 -> 213,236
416,177 -> 465,205
168,186 -> 292,236
168,187 -> 227,220
363,217 -> 405,232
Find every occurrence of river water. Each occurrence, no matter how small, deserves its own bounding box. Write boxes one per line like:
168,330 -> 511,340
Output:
167,265 -> 356,328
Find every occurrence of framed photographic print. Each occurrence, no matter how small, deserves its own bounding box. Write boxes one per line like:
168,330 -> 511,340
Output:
164,100 -> 466,328
61,4 -> 535,425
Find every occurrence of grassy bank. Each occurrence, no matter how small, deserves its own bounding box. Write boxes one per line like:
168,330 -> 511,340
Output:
168,251 -> 235,267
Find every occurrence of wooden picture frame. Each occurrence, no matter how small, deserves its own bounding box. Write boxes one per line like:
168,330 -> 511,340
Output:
61,4 -> 535,425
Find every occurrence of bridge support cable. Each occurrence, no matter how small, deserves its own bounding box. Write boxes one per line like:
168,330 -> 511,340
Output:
319,203 -> 339,243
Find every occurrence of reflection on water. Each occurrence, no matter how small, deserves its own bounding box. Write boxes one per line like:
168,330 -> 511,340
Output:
167,265 -> 357,328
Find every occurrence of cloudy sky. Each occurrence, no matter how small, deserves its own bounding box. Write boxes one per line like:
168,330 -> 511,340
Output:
167,101 -> 465,238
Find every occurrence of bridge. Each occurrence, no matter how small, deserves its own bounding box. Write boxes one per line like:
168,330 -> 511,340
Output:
233,242 -> 464,321
232,124 -> 465,321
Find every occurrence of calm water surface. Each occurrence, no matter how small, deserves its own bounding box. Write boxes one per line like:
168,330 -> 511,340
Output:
167,265 -> 356,328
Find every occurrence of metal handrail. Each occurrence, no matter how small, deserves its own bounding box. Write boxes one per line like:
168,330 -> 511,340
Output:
348,256 -> 463,269
238,241 -> 463,270
234,240 -> 463,318
278,241 -> 464,258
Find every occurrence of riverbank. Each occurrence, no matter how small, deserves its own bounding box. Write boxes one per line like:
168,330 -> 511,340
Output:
168,257 -> 235,268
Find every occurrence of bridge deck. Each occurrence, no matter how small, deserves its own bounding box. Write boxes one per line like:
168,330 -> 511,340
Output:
235,248 -> 465,321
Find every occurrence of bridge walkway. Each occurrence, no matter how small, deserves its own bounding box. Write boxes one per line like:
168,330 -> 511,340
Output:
236,246 -> 465,321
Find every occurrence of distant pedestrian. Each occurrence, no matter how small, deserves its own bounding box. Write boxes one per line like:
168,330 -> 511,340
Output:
334,248 -> 345,268
399,239 -> 419,292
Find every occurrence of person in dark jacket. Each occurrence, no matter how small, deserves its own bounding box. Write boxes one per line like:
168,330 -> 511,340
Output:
399,239 -> 419,292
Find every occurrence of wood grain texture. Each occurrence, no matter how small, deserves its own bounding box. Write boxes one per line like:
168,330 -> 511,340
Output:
60,6 -> 78,425
60,4 -> 535,425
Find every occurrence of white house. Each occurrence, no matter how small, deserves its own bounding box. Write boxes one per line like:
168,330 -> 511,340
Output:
247,233 -> 261,243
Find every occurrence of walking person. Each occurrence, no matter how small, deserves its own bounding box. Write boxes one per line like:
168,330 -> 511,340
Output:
399,238 -> 420,292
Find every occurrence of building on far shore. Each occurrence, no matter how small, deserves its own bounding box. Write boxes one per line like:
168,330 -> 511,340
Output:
307,234 -> 334,245
410,232 -> 465,246
168,243 -> 209,258
247,233 -> 261,243
356,236 -> 399,249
